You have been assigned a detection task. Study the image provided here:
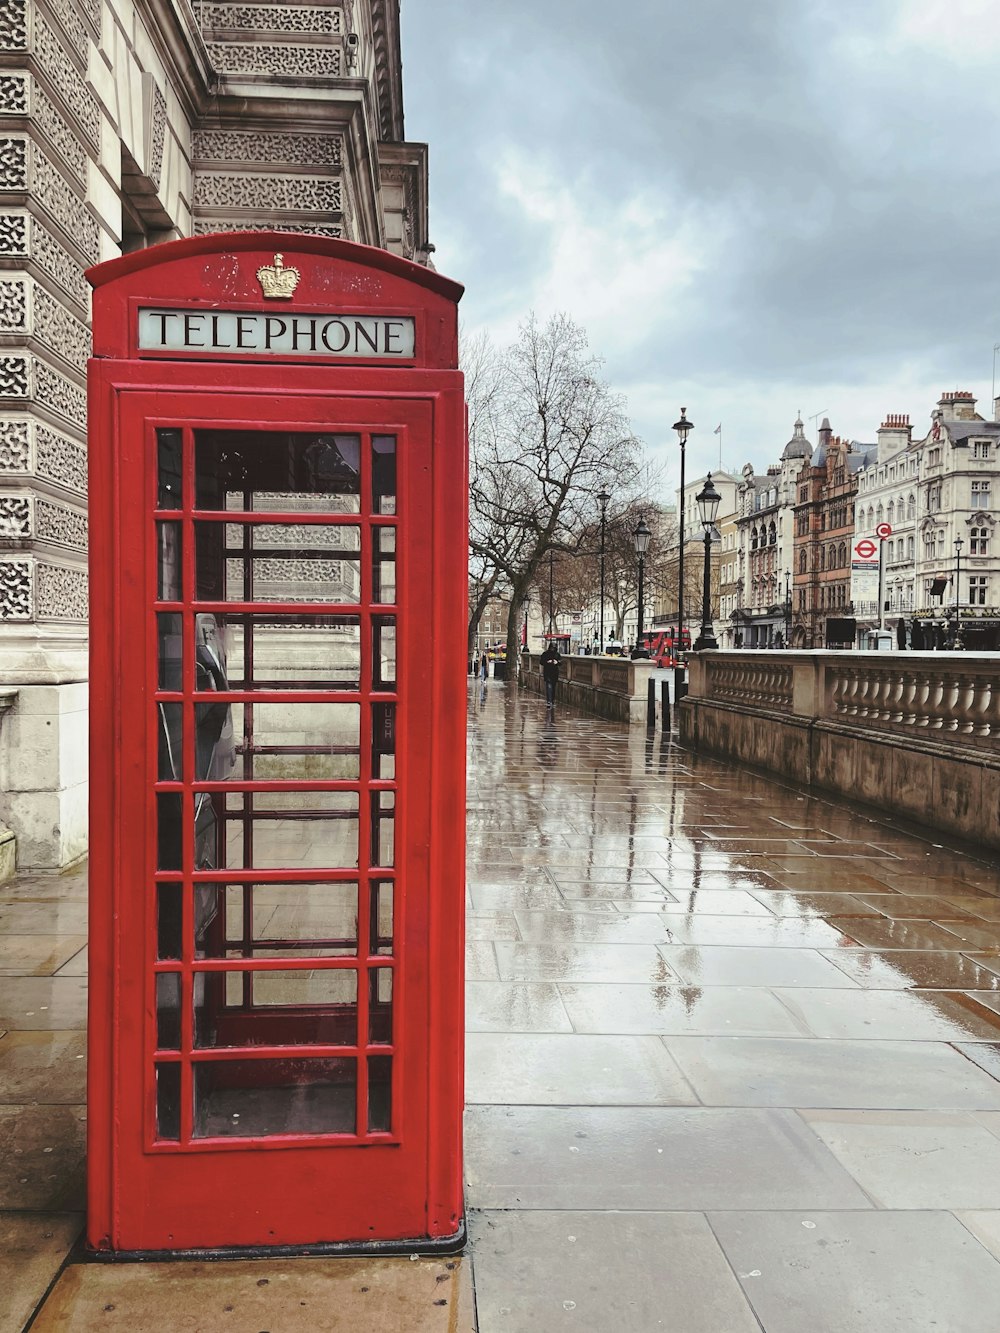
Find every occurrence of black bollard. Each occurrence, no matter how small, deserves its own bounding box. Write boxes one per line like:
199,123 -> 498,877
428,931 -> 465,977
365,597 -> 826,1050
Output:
647,677 -> 656,730
661,678 -> 671,731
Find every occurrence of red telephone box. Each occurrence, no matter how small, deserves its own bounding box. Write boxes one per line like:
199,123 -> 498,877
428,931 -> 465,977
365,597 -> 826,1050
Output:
86,234 -> 466,1255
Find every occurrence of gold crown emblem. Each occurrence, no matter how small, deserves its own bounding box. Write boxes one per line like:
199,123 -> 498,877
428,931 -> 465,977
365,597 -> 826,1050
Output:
256,253 -> 300,299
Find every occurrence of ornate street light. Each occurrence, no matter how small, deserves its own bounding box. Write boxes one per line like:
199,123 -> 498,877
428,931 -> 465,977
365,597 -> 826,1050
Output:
631,516 -> 652,658
954,536 -> 964,649
672,409 -> 693,694
597,489 -> 610,652
784,569 -> 792,647
694,473 -> 721,650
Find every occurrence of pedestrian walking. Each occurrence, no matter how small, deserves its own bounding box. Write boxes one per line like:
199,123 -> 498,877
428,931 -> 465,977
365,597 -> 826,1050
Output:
480,653 -> 489,682
540,642 -> 561,707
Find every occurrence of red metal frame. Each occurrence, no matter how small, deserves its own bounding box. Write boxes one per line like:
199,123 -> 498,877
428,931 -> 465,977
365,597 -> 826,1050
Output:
87,236 -> 465,1254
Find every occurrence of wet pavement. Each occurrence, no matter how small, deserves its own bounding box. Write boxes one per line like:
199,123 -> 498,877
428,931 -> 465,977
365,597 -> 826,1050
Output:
4,680 -> 1000,1328
464,680 -> 1000,1332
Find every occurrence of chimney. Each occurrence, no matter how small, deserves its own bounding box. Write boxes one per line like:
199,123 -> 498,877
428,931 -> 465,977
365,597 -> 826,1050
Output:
938,390 -> 978,421
817,416 -> 832,456
877,412 -> 911,461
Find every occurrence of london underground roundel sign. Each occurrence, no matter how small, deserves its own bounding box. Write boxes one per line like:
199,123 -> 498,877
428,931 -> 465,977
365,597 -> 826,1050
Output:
855,537 -> 878,560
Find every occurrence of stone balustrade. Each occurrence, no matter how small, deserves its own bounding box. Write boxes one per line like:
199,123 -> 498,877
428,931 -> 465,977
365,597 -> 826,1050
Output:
680,651 -> 1000,851
520,652 -> 659,725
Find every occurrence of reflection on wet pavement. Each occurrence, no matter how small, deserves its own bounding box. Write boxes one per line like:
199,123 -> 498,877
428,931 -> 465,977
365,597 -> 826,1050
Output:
466,681 -> 1000,1330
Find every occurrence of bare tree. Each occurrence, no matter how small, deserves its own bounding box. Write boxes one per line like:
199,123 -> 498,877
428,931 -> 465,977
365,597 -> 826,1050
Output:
467,313 -> 643,666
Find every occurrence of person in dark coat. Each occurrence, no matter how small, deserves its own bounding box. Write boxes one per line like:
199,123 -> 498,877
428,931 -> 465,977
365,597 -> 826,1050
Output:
540,644 -> 561,707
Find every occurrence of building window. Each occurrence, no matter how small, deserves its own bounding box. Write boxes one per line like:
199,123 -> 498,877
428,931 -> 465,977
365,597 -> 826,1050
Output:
923,531 -> 936,557
798,549 -> 807,574
972,440 -> 991,460
972,479 -> 991,508
907,494 -> 916,520
928,447 -> 941,466
969,576 -> 988,605
799,485 -> 808,502
906,535 -> 914,560
927,484 -> 941,513
970,526 -> 990,555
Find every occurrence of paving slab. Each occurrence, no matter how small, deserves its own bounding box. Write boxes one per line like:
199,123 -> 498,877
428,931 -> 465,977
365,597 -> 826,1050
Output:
657,943 -> 861,988
821,948 -> 1000,990
466,1032 -> 697,1106
0,1030 -> 87,1103
663,1035 -> 1000,1109
709,1209 -> 1000,1333
0,935 -> 88,977
465,1105 -> 872,1210
558,981 -> 807,1036
466,981 -> 574,1032
955,1211 -> 1000,1262
0,976 -> 87,1030
31,1255 -> 475,1333
0,1103 -> 85,1210
798,1108 -> 1000,1208
770,986 -> 1000,1040
0,1211 -> 82,1333
469,1210 -> 759,1333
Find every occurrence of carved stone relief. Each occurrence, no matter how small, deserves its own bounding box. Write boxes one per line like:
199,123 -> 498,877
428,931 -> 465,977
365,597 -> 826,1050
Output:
192,219 -> 343,237
33,284 -> 90,371
35,496 -> 86,549
35,423 -> 85,493
27,146 -> 99,263
0,213 -> 28,256
0,560 -> 31,619
0,138 -> 28,190
143,75 -> 167,191
29,218 -> 88,311
36,560 -> 87,619
206,42 -> 343,78
0,357 -> 29,399
0,73 -> 29,115
30,78 -> 88,186
0,495 -> 30,537
194,172 -> 342,213
0,279 -> 28,332
202,5 -> 343,34
39,0 -> 89,58
193,130 -> 343,168
34,360 -> 86,429
0,2 -> 28,52
0,421 -> 31,472
33,15 -> 100,150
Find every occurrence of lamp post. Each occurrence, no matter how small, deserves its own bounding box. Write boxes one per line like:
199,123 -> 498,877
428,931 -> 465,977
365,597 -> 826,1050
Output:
784,569 -> 791,647
631,517 -> 652,658
954,536 -> 963,648
694,473 -> 721,650
672,409 -> 693,692
548,549 -> 554,635
597,489 -> 610,652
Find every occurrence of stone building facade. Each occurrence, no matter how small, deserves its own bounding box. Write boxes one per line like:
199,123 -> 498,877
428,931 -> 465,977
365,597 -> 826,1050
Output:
790,420 -> 872,648
0,0 -> 431,865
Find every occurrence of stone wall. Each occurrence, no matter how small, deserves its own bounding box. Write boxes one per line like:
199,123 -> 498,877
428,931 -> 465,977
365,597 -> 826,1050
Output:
680,650 -> 1000,852
521,652 -> 660,726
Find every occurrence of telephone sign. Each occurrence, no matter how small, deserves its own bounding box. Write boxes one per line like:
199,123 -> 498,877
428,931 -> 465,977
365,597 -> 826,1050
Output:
87,234 -> 467,1257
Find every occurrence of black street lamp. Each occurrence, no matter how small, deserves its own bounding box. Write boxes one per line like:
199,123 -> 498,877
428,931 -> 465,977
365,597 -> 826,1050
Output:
548,548 -> 554,635
694,473 -> 721,651
597,489 -> 610,652
784,569 -> 792,646
954,536 -> 964,649
672,409 -> 693,696
631,516 -> 652,658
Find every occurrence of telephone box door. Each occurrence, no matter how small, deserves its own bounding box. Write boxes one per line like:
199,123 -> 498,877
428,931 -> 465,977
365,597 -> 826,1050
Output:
89,349 -> 465,1249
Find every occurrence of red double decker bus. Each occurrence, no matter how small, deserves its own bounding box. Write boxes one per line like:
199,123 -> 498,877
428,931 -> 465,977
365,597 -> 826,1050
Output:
642,628 -> 691,667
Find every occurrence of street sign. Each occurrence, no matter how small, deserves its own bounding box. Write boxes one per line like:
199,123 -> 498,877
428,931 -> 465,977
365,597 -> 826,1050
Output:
854,537 -> 878,560
875,522 -> 892,539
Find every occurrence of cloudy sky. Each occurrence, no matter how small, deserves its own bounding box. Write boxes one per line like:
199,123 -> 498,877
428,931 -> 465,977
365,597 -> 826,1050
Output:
401,0 -> 1000,490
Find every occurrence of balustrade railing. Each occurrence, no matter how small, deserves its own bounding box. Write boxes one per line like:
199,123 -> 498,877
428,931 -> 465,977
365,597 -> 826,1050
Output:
688,651 -> 999,748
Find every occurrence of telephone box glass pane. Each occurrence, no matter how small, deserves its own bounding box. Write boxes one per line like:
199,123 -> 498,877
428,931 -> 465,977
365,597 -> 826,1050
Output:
372,436 -> 396,515
157,613 -> 183,690
193,969 -> 357,1048
196,882 -> 359,959
155,1063 -> 181,1141
157,703 -> 183,781
370,881 -> 394,955
192,1058 -> 357,1138
157,793 -> 183,870
203,614 -> 360,692
372,526 -> 396,603
157,428 -> 182,509
371,702 -> 395,779
156,972 -> 182,1050
227,701 -> 360,780
195,522 -> 362,604
369,967 -> 393,1044
370,791 -> 395,868
157,883 -> 182,960
157,523 -> 182,600
368,1055 -> 392,1133
195,431 -> 362,513
217,791 -> 360,870
372,617 -> 396,689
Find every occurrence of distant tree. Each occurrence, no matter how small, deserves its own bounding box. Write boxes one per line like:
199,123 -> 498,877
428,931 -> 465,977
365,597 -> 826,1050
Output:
467,313 -> 643,667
